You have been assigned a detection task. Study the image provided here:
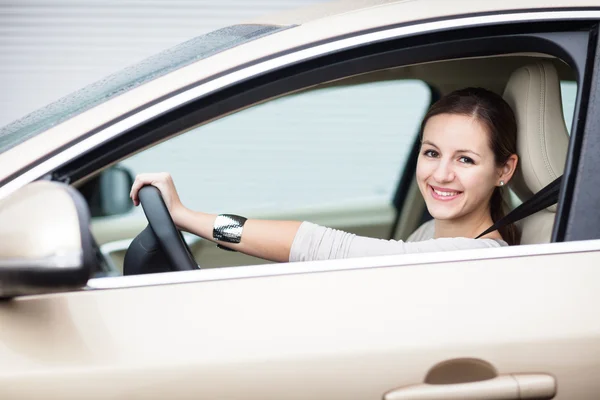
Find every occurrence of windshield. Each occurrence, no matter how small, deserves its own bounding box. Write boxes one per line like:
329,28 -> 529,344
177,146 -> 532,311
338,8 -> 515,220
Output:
0,24 -> 288,155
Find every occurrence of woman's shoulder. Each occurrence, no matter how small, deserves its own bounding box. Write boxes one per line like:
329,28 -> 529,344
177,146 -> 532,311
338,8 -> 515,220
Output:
407,219 -> 435,242
407,220 -> 509,248
424,237 -> 508,250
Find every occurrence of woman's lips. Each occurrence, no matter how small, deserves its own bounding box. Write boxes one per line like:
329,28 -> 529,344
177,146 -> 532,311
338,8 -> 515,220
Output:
429,185 -> 462,201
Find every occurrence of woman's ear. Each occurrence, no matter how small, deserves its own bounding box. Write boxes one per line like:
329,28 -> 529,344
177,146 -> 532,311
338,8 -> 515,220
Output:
498,154 -> 518,186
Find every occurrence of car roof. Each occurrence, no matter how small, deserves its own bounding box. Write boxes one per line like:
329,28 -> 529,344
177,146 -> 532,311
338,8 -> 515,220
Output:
0,0 -> 597,193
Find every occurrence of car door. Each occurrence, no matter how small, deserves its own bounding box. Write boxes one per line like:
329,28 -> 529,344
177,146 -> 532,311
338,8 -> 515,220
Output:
2,247 -> 600,399
2,9 -> 600,400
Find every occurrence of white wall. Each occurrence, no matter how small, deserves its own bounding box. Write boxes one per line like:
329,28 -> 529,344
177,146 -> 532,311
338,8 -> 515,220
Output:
0,0 -> 331,127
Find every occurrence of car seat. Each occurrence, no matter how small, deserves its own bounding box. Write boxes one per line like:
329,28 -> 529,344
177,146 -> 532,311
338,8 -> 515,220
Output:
502,61 -> 570,244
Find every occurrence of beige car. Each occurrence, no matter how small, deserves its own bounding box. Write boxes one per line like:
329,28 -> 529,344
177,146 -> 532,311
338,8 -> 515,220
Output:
1,0 -> 600,398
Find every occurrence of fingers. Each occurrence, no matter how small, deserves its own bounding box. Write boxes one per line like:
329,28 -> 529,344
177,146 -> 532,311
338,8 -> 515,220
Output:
130,175 -> 147,206
129,172 -> 171,206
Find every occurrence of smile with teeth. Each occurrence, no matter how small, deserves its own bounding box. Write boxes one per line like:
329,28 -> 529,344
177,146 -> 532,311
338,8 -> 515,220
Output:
429,185 -> 462,200
434,188 -> 459,196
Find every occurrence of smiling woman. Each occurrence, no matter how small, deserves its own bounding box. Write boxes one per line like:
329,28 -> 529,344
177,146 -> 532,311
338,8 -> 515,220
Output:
129,87 -> 519,265
2,1 -> 600,397
416,87 -> 519,245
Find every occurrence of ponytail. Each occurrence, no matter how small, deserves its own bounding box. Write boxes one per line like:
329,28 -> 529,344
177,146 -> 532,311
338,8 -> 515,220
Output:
490,187 -> 520,245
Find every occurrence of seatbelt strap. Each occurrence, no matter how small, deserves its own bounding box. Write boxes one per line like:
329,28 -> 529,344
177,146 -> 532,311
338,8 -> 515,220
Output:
475,175 -> 562,239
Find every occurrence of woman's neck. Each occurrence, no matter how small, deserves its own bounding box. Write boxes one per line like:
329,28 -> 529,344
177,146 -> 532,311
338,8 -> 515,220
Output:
433,209 -> 497,240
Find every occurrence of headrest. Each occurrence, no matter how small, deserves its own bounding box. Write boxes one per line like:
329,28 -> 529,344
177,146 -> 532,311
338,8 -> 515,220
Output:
502,62 -> 569,210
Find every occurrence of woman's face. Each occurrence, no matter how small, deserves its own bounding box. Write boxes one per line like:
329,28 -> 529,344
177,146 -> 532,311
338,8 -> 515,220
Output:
416,113 -> 502,223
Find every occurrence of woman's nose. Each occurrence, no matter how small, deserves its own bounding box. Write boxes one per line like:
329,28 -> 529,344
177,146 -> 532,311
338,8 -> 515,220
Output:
433,160 -> 455,182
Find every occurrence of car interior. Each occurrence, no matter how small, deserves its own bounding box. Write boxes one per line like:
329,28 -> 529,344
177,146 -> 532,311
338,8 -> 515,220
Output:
502,61 -> 569,244
328,55 -> 573,246
71,52 -> 575,276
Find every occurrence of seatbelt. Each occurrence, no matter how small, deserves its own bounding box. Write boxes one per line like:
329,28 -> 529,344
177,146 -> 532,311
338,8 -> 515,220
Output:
475,175 -> 562,239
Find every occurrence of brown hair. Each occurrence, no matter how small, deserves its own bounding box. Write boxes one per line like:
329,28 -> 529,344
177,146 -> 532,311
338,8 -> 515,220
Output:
419,87 -> 520,245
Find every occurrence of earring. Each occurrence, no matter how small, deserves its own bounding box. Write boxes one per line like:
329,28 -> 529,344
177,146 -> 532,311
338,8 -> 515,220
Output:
499,180 -> 505,186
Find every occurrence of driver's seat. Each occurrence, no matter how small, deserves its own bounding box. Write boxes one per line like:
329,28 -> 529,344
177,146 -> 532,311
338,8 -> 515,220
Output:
502,61 -> 570,244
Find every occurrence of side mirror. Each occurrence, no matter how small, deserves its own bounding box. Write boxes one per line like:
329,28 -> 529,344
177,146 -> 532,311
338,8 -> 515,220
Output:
0,181 -> 96,298
79,165 -> 134,218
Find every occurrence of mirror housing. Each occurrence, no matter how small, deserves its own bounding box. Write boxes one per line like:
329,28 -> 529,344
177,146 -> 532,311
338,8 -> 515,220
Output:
79,165 -> 134,218
0,181 -> 96,298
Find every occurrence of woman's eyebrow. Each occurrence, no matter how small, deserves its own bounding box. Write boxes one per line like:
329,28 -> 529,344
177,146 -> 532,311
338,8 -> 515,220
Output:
456,149 -> 481,157
422,141 -> 481,157
421,140 -> 438,148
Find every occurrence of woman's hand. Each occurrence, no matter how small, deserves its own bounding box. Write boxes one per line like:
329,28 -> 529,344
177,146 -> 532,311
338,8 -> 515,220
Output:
130,172 -> 186,226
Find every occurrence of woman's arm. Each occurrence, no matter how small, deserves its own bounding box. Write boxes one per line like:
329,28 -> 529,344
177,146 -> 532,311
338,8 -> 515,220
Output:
291,222 -> 507,261
129,173 -> 506,264
176,208 -> 302,262
130,172 -> 302,262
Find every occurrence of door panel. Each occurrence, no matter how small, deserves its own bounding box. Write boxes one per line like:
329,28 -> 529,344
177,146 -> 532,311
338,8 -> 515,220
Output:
1,246 -> 599,398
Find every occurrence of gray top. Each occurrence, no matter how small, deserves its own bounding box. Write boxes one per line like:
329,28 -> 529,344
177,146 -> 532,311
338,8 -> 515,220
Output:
289,219 -> 508,262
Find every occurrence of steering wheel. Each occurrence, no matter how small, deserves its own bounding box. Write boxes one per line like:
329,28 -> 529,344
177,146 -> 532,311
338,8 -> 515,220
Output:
123,185 -> 198,275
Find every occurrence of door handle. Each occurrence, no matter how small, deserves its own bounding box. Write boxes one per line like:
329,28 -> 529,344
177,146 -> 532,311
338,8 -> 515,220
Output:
384,374 -> 556,400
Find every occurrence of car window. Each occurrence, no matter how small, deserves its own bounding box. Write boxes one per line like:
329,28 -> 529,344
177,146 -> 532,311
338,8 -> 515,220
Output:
505,79 -> 577,209
118,80 -> 431,221
561,80 -> 577,134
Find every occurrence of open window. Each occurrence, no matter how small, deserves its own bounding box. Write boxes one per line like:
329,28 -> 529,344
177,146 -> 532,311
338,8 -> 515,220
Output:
90,77 -> 433,271
55,22 -> 587,277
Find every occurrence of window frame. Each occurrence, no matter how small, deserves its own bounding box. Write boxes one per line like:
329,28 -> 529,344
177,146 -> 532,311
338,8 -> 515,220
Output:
3,12 -> 599,290
1,10 -> 597,197
555,23 -> 600,241
56,26 -> 590,186
54,26 -> 590,254
66,21 -> 594,272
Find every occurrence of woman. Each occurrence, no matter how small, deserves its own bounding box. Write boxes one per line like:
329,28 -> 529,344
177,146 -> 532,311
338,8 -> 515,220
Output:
130,87 -> 519,262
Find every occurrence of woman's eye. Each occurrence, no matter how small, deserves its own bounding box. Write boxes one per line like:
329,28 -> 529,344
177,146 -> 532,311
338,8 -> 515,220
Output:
459,156 -> 474,164
423,149 -> 438,158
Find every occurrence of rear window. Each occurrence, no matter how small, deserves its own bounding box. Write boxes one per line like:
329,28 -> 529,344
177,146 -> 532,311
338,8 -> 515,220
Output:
0,24 -> 289,155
